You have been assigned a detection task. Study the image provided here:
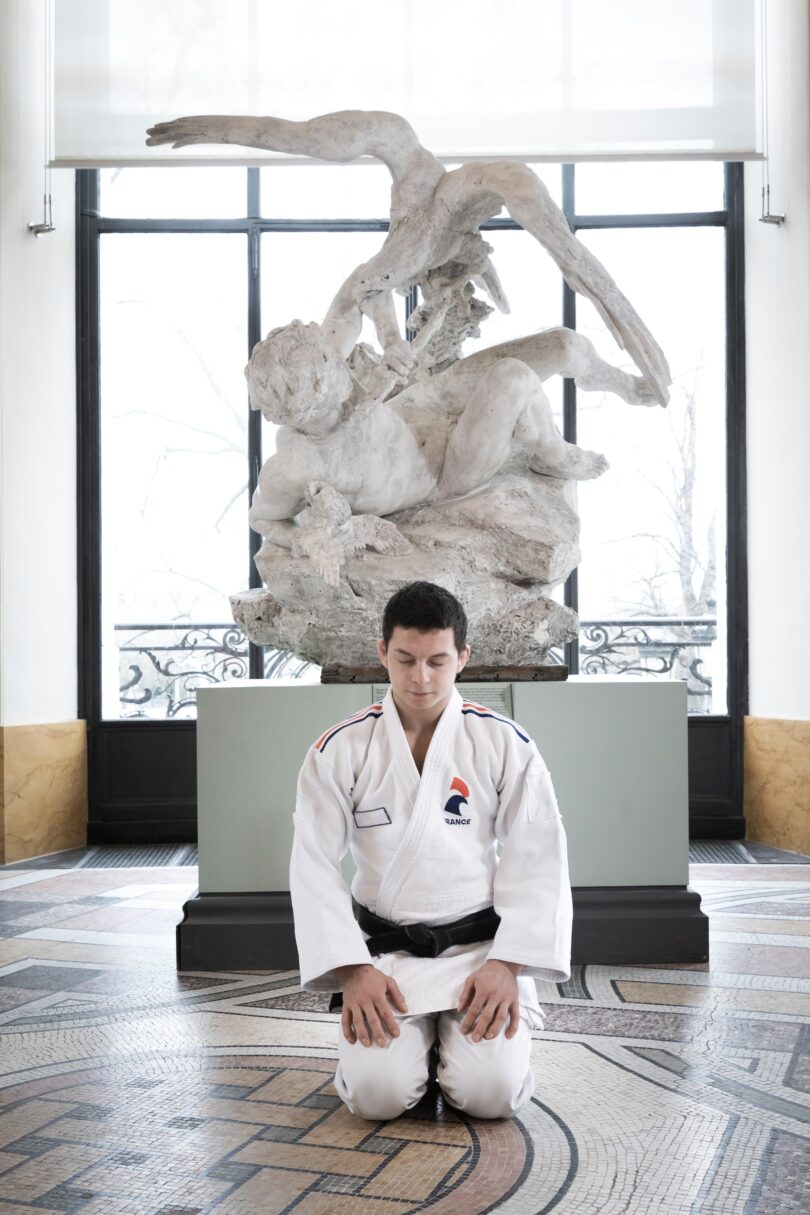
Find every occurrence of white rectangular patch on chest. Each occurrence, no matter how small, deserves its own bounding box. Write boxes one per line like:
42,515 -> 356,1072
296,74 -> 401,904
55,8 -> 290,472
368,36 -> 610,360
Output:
352,806 -> 392,828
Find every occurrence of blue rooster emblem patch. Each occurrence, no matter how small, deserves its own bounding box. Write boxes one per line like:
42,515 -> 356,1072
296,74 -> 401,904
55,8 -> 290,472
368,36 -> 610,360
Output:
443,777 -> 471,824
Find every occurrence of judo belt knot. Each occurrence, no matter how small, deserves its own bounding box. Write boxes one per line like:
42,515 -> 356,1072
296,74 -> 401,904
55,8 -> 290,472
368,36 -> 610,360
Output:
402,922 -> 446,957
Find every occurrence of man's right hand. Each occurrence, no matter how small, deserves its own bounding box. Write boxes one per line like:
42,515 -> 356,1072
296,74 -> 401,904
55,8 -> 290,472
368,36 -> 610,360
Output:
335,963 -> 408,1047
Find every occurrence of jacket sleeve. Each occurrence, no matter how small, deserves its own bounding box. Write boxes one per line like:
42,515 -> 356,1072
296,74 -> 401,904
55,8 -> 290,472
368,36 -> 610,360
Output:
289,742 -> 374,991
486,741 -> 573,983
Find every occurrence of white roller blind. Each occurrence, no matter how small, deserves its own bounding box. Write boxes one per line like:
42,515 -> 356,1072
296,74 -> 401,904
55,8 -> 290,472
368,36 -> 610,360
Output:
53,0 -> 760,165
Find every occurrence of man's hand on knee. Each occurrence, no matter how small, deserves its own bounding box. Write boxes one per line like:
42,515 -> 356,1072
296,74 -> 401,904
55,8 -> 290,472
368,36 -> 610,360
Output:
335,963 -> 408,1048
457,960 -> 522,1042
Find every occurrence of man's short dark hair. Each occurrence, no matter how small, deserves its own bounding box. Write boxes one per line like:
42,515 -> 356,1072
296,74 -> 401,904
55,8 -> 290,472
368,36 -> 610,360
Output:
382,582 -> 468,652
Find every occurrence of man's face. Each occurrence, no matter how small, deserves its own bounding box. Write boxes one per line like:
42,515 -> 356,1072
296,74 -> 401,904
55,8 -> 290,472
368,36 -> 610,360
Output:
376,626 -> 471,719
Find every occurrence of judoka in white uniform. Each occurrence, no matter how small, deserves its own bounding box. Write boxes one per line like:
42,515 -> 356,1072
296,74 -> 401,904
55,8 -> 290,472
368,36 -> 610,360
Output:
290,581 -> 573,1121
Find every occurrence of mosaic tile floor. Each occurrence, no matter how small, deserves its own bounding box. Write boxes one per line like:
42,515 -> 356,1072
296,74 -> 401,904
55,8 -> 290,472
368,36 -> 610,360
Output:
0,858 -> 809,1213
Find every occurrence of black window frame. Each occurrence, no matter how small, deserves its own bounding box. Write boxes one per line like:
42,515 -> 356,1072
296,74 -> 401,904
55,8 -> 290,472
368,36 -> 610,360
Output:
76,163 -> 747,842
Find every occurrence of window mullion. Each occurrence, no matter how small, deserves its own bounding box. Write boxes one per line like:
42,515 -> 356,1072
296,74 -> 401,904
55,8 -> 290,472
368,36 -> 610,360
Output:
561,164 -> 579,673
77,169 -> 102,724
247,172 -> 263,678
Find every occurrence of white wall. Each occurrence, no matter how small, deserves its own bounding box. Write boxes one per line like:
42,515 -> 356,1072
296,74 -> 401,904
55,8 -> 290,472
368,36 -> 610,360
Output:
0,1 -> 77,726
745,0 -> 810,721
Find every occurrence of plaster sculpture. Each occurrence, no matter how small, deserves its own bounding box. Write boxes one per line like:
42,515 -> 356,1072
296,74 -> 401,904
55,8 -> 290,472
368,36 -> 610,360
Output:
147,111 -> 671,667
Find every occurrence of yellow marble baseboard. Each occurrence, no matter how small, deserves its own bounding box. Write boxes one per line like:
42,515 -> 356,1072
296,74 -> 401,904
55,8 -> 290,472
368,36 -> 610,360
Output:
0,721 -> 88,864
744,716 -> 810,856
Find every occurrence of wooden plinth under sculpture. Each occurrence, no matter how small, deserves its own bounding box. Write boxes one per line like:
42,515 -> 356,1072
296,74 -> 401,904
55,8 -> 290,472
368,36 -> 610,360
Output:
321,664 -> 569,683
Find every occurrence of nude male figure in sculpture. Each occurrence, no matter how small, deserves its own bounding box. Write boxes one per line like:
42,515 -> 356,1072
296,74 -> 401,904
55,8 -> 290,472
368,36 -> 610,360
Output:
245,318 -> 656,537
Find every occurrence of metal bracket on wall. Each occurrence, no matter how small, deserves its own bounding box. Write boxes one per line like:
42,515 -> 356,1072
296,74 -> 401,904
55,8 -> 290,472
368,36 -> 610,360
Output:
28,193 -> 55,236
759,185 -> 785,225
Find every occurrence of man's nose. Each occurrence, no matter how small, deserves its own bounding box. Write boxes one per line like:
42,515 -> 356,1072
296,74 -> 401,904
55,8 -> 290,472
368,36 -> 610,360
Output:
413,663 -> 431,685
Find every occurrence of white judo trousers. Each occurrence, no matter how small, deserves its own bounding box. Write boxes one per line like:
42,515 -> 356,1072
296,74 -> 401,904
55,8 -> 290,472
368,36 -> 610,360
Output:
290,686 -> 573,1120
335,1009 -> 535,1122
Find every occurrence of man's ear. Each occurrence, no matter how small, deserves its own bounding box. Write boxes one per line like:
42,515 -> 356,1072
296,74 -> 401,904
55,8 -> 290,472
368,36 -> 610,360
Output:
376,639 -> 388,668
457,645 -> 471,673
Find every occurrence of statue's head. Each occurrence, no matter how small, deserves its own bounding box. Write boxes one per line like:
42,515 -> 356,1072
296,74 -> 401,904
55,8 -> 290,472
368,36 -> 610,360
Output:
245,320 -> 353,434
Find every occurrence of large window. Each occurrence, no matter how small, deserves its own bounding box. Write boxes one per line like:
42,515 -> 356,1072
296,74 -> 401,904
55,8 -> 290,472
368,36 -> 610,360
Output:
100,231 -> 250,718
82,163 -> 740,722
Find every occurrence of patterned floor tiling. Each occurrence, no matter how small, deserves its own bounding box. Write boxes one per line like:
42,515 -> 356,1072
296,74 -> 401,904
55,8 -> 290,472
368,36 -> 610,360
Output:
0,859 -> 809,1211
615,979 -> 810,1016
707,942 -> 810,980
693,865 -> 810,882
718,904 -> 810,922
250,991 -> 334,1013
711,915 -> 810,936
0,1055 -> 525,1214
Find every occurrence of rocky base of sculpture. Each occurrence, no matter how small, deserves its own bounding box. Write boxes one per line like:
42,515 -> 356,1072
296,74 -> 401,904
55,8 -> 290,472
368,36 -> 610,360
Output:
230,472 -> 581,667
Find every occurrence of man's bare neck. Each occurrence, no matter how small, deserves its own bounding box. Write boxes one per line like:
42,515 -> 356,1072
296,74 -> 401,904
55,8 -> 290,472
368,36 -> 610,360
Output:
391,691 -> 449,737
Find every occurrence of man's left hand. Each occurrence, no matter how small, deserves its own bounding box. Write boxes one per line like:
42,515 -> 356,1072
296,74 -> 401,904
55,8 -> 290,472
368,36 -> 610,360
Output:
457,960 -> 522,1042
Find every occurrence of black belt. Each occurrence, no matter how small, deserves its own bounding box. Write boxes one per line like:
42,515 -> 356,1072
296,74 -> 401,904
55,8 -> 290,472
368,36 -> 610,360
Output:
328,900 -> 500,1012
353,897 -> 501,959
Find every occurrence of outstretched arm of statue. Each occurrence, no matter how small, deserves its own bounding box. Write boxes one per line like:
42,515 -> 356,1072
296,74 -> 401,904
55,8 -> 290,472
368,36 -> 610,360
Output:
366,293 -> 417,377
146,110 -> 443,188
320,275 -> 415,387
320,267 -> 415,374
319,287 -> 365,361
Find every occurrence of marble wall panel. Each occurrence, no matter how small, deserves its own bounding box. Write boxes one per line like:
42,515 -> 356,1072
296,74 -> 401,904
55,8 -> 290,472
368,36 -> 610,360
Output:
744,716 -> 810,856
0,722 -> 87,863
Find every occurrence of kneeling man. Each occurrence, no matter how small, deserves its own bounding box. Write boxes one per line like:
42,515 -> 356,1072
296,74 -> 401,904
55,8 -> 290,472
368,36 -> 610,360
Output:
290,581 -> 573,1121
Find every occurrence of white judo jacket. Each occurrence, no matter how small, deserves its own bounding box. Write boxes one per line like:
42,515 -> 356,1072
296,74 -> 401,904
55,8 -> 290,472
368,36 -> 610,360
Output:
289,686 -> 573,1029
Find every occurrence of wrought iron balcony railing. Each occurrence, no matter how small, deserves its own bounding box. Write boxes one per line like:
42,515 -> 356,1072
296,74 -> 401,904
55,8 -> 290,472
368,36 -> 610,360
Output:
114,623 -> 314,720
113,616 -> 718,720
548,616 -> 717,713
